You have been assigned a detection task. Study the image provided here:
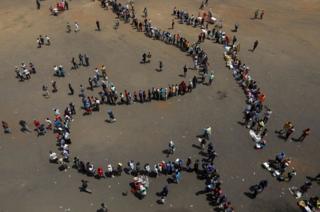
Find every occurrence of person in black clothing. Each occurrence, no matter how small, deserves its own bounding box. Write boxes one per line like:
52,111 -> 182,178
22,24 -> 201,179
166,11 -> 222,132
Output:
96,20 -> 101,31
97,203 -> 108,212
36,0 -> 40,10
65,1 -> 69,10
142,53 -> 147,63
84,54 -> 90,66
79,54 -> 84,66
183,65 -> 187,77
68,83 -> 74,95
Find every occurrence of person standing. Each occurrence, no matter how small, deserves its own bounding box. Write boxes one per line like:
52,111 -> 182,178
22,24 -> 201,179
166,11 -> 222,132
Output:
68,83 -> 74,95
234,23 -> 239,32
74,22 -> 80,32
142,53 -> 147,63
96,20 -> 101,31
208,72 -> 214,85
51,80 -> 58,92
37,38 -> 41,48
71,57 -> 78,69
254,9 -> 259,19
45,35 -> 50,45
183,65 -> 187,77
260,10 -> 265,19
232,35 -> 237,45
143,7 -> 148,18
107,110 -> 116,122
2,121 -> 11,134
79,54 -> 84,66
66,22 -> 71,33
171,19 -> 175,29
84,54 -> 89,66
65,0 -> 69,10
36,0 -> 40,10
159,61 -> 163,71
252,40 -> 259,52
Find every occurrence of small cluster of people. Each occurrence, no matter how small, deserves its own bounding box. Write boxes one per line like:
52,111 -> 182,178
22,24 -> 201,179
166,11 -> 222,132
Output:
49,0 -> 69,16
254,9 -> 265,20
262,152 -> 296,181
14,62 -> 36,81
53,65 -> 65,77
36,35 -> 50,48
172,7 -> 216,28
66,22 -> 80,33
71,53 -> 90,69
289,177 -> 319,211
276,121 -> 311,142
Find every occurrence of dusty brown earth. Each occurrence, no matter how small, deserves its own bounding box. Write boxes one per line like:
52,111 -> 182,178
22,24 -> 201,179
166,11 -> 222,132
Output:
0,0 -> 319,211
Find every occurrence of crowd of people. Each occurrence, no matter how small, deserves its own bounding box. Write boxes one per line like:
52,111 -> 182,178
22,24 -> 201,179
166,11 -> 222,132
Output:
1,1 -> 317,211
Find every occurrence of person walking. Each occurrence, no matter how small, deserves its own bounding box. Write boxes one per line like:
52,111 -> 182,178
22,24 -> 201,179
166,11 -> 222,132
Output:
68,83 -> 74,95
96,20 -> 101,31
296,128 -> 311,142
19,120 -> 31,132
252,40 -> 259,52
285,125 -> 295,141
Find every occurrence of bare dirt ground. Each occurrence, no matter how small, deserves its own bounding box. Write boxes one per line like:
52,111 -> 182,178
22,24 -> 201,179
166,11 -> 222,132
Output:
0,0 -> 319,211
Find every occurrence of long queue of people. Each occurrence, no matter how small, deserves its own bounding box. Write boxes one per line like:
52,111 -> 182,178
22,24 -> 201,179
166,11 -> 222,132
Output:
49,118 -> 234,210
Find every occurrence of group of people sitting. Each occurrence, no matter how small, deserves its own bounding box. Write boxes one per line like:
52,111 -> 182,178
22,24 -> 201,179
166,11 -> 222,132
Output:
14,62 -> 36,81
